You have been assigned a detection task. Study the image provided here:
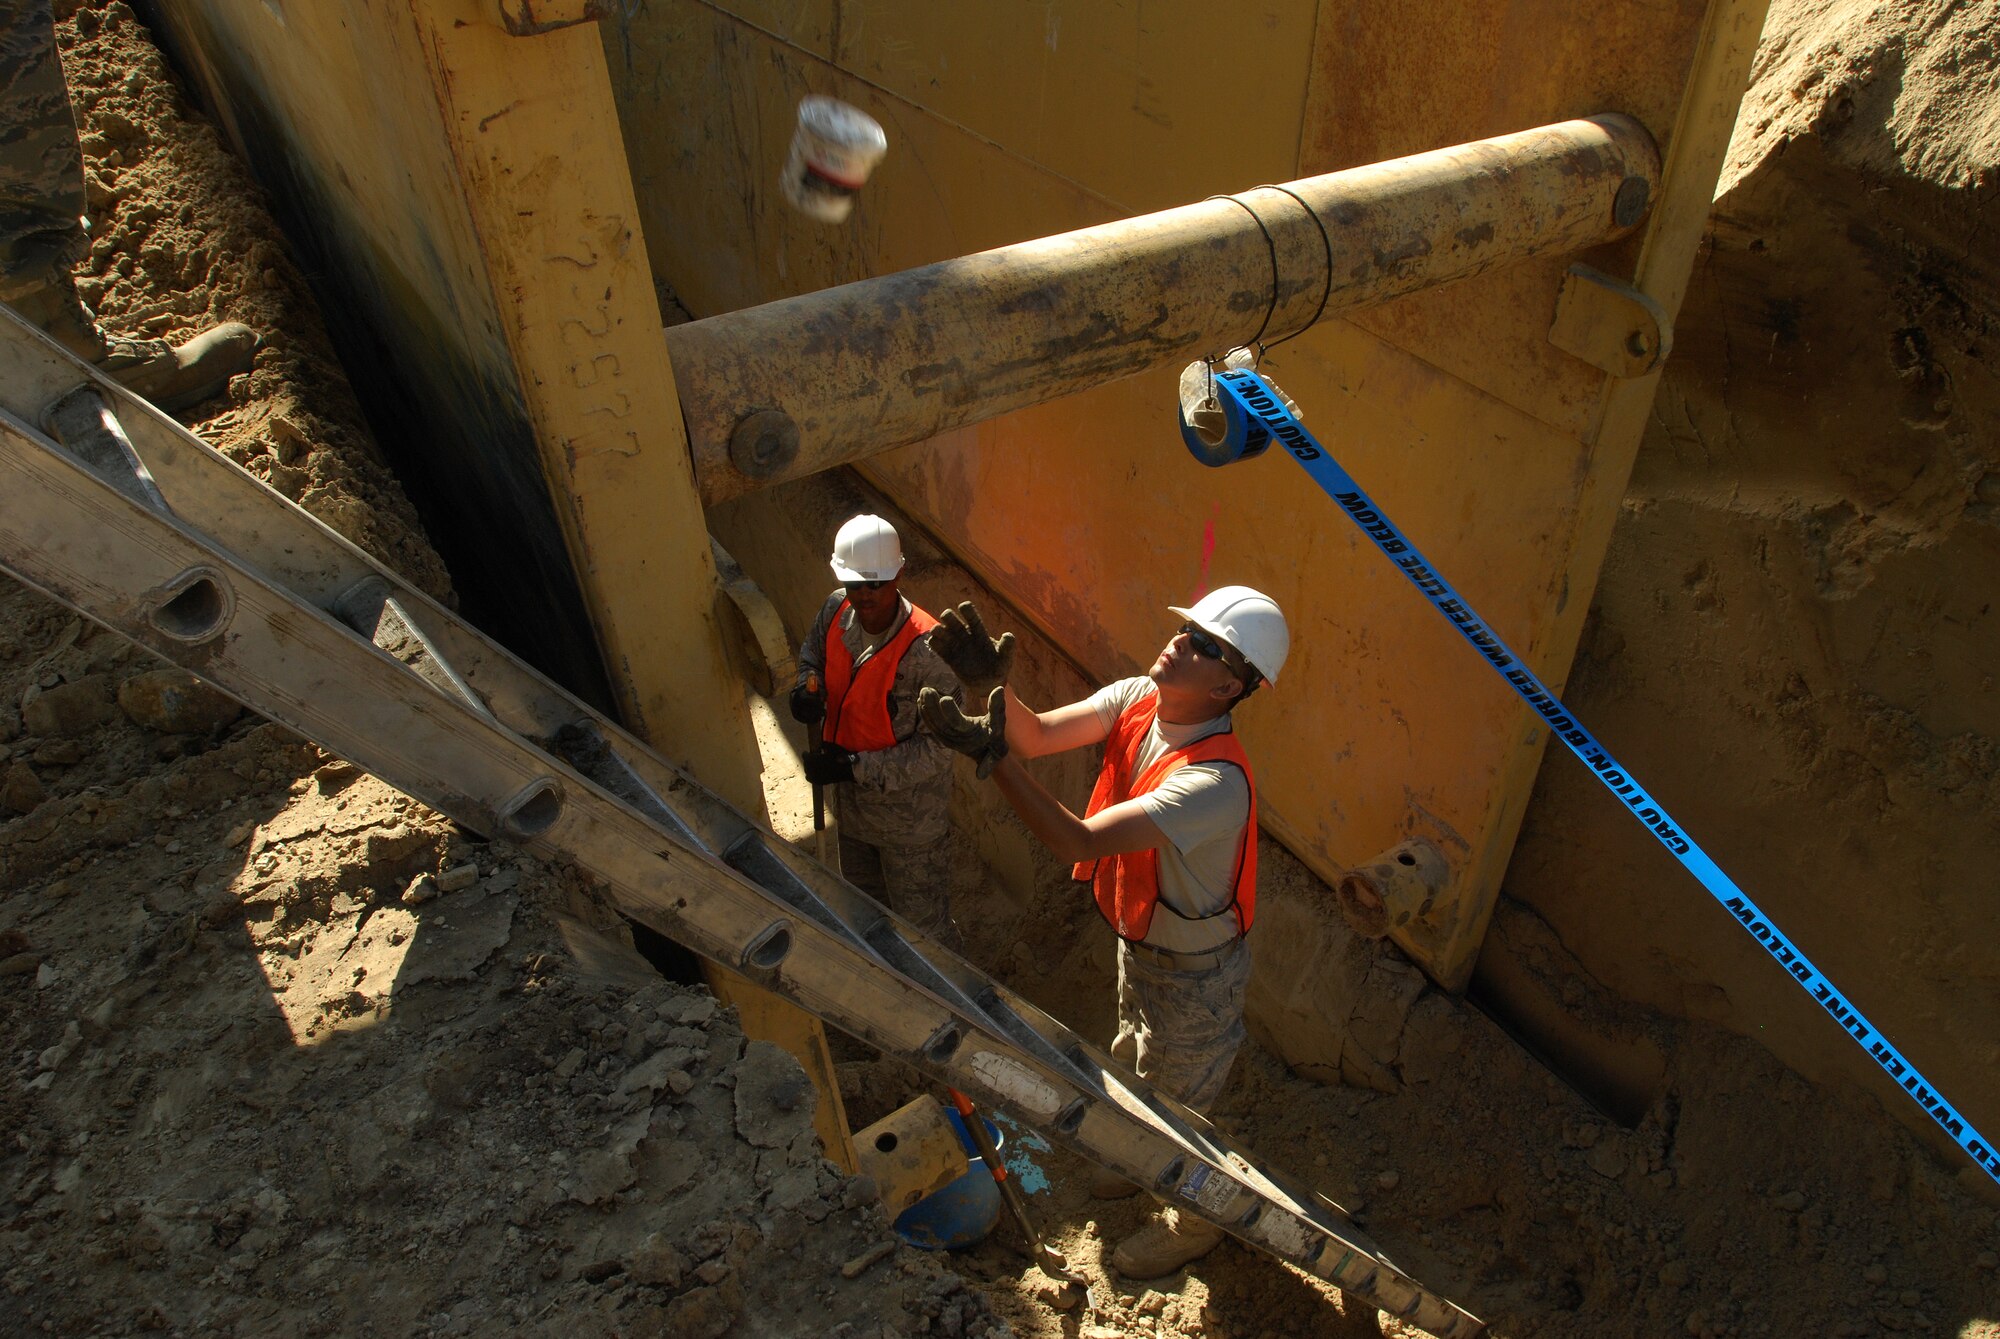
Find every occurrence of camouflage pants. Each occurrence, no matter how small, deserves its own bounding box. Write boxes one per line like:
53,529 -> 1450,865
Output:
0,0 -> 86,296
838,830 -> 960,951
1111,936 -> 1252,1114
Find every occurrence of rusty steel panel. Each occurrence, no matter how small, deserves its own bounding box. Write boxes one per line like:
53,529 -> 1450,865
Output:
831,0 -> 1319,214
144,0 -> 1767,1000
142,0 -> 859,1163
1304,0 -> 1716,442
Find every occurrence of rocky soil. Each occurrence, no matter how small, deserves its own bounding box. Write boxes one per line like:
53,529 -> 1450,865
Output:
1,5 -> 998,1337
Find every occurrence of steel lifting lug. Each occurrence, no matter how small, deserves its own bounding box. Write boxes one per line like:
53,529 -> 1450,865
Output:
1548,263 -> 1675,379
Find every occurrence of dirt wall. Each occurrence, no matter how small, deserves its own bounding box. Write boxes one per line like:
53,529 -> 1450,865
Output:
1501,0 -> 2000,1179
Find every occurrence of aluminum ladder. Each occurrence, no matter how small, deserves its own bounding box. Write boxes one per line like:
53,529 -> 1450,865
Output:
0,308 -> 1480,1337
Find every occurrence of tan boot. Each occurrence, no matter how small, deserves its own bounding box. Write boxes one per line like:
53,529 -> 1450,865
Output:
1110,1207 -> 1225,1280
98,323 -> 259,413
1088,1167 -> 1141,1200
9,279 -> 258,413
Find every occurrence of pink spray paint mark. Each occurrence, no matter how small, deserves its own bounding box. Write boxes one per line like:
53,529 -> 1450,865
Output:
1193,502 -> 1220,602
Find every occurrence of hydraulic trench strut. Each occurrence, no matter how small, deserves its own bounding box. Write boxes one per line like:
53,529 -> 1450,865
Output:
0,308 -> 1482,1338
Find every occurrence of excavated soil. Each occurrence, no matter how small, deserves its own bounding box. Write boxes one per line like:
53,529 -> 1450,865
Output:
1,3 -> 1997,1339
0,6 -> 996,1338
1507,0 -> 2000,1166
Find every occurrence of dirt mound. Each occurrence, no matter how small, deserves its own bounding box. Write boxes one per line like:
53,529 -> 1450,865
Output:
1508,0 -> 2000,1181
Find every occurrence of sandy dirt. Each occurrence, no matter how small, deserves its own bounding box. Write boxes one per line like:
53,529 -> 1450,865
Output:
2,3 -> 1998,1339
1507,0 -> 2000,1194
2,6 -> 998,1338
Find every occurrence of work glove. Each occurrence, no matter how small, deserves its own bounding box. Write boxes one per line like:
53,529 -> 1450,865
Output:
926,601 -> 1016,697
789,681 -> 826,726
802,748 -> 855,786
919,685 -> 1007,780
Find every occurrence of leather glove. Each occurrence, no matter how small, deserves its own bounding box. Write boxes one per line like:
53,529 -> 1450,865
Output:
789,681 -> 826,726
926,601 -> 1016,697
802,748 -> 855,786
919,685 -> 1007,779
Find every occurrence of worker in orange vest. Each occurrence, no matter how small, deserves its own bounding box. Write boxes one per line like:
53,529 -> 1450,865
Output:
792,514 -> 963,948
922,586 -> 1289,1281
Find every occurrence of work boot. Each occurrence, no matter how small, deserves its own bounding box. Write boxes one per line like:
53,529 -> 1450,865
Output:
97,323 -> 260,414
9,280 -> 258,413
1110,1207 -> 1225,1280
1088,1167 -> 1141,1200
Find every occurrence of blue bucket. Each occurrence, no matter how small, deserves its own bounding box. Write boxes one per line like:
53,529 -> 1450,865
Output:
891,1109 -> 1003,1250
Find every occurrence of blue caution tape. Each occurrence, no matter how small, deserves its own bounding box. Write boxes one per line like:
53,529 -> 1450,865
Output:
1204,367 -> 2000,1187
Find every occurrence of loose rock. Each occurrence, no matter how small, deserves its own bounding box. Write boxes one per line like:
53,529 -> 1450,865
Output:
22,676 -> 117,736
840,1240 -> 897,1279
116,669 -> 243,734
733,1041 -> 818,1150
626,1233 -> 687,1287
0,760 -> 46,814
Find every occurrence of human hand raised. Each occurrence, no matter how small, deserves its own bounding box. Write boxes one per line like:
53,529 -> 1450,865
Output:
926,601 -> 1015,696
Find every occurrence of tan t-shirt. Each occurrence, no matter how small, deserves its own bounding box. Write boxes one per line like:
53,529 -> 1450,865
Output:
1085,678 -> 1251,954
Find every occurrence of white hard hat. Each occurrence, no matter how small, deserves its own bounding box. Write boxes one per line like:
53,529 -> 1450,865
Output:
1169,585 -> 1289,685
830,513 -> 905,582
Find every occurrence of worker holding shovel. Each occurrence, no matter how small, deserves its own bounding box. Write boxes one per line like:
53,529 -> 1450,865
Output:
920,587 -> 1288,1281
791,513 -> 963,949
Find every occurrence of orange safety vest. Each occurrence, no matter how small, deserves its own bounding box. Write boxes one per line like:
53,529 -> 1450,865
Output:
1072,691 -> 1258,943
822,599 -> 939,754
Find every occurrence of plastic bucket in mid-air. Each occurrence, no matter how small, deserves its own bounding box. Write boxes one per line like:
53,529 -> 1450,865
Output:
891,1109 -> 1002,1250
780,95 -> 888,222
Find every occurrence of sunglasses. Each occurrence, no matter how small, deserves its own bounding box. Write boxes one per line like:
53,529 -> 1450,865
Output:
844,578 -> 893,592
1179,622 -> 1232,665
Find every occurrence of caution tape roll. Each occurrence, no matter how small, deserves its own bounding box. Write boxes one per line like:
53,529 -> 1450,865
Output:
1207,366 -> 1999,1188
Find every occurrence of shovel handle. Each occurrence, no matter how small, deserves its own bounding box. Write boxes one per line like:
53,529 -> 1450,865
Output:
948,1088 -> 1089,1296
948,1089 -> 1032,1223
805,671 -> 825,833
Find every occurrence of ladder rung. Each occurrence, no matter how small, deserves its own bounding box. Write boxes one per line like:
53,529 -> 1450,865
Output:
41,386 -> 169,513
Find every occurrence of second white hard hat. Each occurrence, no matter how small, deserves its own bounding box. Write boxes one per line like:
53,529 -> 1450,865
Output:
1169,585 -> 1290,685
830,513 -> 905,582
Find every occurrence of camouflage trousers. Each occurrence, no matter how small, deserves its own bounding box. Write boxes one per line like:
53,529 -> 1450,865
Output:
0,0 -> 86,297
1111,936 -> 1252,1114
838,830 -> 960,952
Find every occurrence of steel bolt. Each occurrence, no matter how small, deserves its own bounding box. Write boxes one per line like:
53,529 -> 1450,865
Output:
728,407 -> 801,479
1613,175 -> 1651,229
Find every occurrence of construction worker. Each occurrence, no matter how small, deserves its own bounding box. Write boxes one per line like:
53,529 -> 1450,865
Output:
791,514 -> 963,948
2,1 -> 256,409
920,586 -> 1288,1280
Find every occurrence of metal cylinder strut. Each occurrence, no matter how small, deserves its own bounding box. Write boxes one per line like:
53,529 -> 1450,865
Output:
665,114 -> 1660,505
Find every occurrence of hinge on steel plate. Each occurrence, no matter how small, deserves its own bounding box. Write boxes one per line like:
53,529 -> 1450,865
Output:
1548,263 -> 1673,378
